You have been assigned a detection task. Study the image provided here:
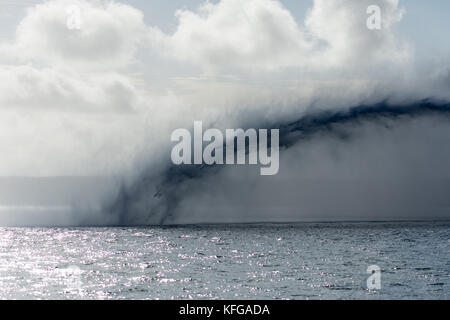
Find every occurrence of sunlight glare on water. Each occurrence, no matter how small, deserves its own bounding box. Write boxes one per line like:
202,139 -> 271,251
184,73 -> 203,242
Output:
0,222 -> 448,300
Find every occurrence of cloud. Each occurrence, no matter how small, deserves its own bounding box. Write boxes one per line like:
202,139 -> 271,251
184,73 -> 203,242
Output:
0,65 -> 140,112
2,0 -> 147,70
149,0 -> 410,71
305,0 -> 409,67
149,0 -> 311,70
0,1 -> 151,178
0,0 -> 150,113
0,0 -> 449,226
103,102 -> 450,225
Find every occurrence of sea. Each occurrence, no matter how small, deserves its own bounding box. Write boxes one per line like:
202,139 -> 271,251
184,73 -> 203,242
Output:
0,221 -> 448,300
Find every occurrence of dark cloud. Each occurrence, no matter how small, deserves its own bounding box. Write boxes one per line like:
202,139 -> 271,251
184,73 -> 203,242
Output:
100,100 -> 450,225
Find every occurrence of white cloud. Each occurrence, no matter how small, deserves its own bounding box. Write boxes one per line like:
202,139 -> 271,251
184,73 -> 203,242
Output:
0,65 -> 140,112
4,0 -> 147,70
149,0 -> 311,70
305,0 -> 409,67
0,1 -> 151,176
149,0 -> 410,71
0,1 -> 150,113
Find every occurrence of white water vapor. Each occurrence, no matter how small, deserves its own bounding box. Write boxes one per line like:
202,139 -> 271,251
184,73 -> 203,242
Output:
0,0 -> 449,226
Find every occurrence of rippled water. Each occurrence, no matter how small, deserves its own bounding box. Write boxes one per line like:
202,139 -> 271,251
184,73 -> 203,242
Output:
0,222 -> 448,300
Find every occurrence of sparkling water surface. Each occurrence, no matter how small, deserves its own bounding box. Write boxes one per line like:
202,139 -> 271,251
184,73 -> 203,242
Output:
0,222 -> 448,300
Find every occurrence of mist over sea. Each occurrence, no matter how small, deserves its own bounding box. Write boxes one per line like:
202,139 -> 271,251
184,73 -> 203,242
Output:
0,221 -> 448,300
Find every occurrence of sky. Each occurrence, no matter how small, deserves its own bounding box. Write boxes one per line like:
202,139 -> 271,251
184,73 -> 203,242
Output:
0,0 -> 449,225
2,0 -> 450,56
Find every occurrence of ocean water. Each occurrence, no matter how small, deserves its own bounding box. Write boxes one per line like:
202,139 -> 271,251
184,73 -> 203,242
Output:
0,222 -> 448,300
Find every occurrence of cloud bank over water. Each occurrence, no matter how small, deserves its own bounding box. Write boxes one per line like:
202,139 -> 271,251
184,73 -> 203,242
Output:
0,0 -> 449,226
